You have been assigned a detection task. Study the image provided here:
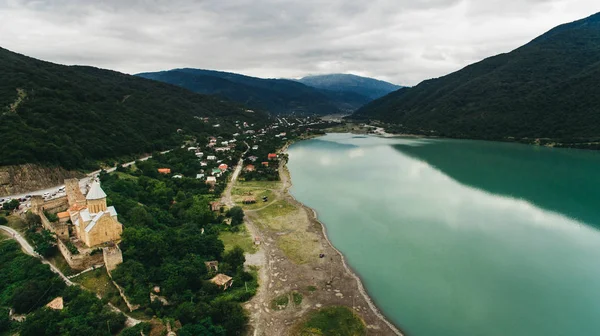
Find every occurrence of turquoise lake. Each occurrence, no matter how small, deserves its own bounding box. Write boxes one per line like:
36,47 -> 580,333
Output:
286,133 -> 600,336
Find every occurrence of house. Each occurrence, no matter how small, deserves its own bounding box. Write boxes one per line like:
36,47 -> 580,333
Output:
233,133 -> 239,137
205,261 -> 219,272
206,176 -> 217,185
248,156 -> 258,162
209,201 -> 221,212
221,141 -> 229,146
215,147 -> 230,152
261,162 -> 269,167
212,168 -> 222,176
244,164 -> 255,172
200,161 -> 208,167
213,124 -> 220,128
45,297 -> 64,310
268,153 -> 277,160
158,168 -> 171,174
243,197 -> 256,204
210,274 -> 233,290
187,147 -> 197,151
252,145 -> 258,150
218,164 -> 228,171
172,174 -> 183,179
196,174 -> 205,179
195,152 -> 204,158
207,155 -> 216,160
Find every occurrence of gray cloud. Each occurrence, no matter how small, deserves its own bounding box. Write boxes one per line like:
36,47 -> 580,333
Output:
1,0 -> 599,86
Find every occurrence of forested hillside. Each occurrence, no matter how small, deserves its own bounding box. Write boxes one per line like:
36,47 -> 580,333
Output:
353,12 -> 600,148
137,69 -> 372,115
0,47 -> 267,170
297,73 -> 401,100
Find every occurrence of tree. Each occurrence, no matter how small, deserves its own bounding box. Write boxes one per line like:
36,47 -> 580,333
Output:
27,229 -> 57,257
2,199 -> 19,211
178,318 -> 226,336
228,206 -> 244,226
25,212 -> 41,228
223,246 -> 245,274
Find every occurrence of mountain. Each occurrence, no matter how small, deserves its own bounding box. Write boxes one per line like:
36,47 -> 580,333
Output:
136,69 -> 372,115
297,74 -> 402,100
0,47 -> 267,170
352,12 -> 600,148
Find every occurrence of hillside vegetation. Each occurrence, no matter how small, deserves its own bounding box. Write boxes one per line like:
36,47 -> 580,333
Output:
137,69 -> 375,115
353,12 -> 600,148
0,47 -> 267,170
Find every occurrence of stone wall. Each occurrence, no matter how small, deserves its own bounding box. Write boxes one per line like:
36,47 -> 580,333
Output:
31,195 -> 68,215
56,239 -> 103,271
39,210 -> 69,240
103,246 -> 123,272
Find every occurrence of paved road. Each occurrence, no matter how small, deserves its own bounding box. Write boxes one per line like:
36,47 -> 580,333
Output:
2,150 -> 171,201
0,225 -> 73,285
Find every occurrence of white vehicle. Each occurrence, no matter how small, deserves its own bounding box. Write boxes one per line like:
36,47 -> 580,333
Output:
43,192 -> 50,198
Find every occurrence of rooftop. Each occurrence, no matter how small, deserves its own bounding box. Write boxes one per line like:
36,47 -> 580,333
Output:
86,182 -> 107,200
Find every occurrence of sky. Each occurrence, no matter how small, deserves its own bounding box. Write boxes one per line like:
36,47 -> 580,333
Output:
1,0 -> 600,86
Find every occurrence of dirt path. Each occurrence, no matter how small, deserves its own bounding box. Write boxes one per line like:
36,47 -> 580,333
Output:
221,143 -> 402,335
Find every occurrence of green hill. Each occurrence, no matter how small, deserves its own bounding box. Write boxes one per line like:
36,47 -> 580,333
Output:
352,12 -> 600,148
137,69 -> 373,115
0,47 -> 267,169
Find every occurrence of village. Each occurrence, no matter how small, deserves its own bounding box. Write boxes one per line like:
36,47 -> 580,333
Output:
0,114 -> 348,336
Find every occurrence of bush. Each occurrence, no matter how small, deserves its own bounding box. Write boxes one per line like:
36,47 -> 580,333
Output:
0,216 -> 7,225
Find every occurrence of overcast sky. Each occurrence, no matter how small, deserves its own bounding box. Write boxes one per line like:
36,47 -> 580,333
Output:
1,0 -> 599,86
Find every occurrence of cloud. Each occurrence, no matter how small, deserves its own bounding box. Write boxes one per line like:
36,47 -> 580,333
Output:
1,0 -> 599,85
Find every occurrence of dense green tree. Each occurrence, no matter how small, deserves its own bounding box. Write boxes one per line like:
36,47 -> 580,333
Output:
26,229 -> 57,257
178,318 -> 226,336
228,206 -> 245,226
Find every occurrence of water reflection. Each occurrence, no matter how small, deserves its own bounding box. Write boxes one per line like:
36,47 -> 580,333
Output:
392,139 -> 600,228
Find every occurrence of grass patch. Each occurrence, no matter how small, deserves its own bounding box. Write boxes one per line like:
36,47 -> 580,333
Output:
307,285 -> 317,293
72,268 -> 119,298
114,171 -> 138,180
238,180 -> 281,189
277,231 -> 322,265
219,225 -> 258,254
47,253 -> 75,276
6,215 -> 27,232
258,200 -> 297,219
271,294 -> 289,310
292,291 -> 303,306
293,306 -> 366,336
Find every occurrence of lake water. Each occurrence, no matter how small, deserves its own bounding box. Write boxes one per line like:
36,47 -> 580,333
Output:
286,133 -> 600,336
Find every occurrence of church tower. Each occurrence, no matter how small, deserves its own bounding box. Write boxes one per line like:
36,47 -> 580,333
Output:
86,182 -> 107,213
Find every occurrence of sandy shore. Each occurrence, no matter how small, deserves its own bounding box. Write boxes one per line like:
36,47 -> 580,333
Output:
281,162 -> 404,335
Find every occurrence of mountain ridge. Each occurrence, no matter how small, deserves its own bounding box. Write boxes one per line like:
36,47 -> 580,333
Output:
352,12 -> 600,148
297,73 -> 402,100
0,47 -> 267,169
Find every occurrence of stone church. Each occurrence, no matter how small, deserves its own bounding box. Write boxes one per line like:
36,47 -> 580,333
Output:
66,179 -> 123,247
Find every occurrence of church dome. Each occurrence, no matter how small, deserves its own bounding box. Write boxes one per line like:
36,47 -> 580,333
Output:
86,182 -> 107,200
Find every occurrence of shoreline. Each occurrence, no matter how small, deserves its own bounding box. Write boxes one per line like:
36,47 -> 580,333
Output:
281,140 -> 404,336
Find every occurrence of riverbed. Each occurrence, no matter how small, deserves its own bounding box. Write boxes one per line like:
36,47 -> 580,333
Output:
286,133 -> 600,336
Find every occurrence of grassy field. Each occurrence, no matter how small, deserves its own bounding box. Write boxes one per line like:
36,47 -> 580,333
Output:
231,188 -> 275,210
271,293 -> 290,310
258,200 -> 297,219
277,231 -> 322,265
6,215 -> 27,232
219,226 -> 258,254
238,180 -> 282,189
293,306 -> 367,336
47,253 -> 75,276
72,268 -> 119,298
115,171 -> 138,180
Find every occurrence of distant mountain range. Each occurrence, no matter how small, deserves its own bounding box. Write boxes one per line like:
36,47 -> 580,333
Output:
137,70 -> 400,115
297,74 -> 402,100
0,47 -> 267,169
353,12 -> 600,149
